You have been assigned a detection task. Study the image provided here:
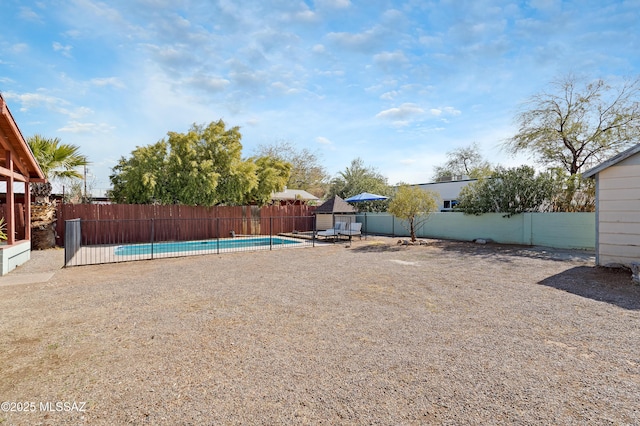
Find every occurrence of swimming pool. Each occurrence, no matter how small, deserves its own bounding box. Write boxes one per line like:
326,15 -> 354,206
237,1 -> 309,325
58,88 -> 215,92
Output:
114,236 -> 302,256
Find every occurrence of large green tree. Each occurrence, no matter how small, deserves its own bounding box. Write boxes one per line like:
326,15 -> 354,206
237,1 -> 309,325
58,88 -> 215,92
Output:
545,169 -> 595,213
432,142 -> 493,181
328,158 -> 390,212
388,185 -> 439,242
505,74 -> 640,175
109,120 -> 290,206
246,156 -> 292,206
456,166 -> 555,217
254,141 -> 329,197
110,141 -> 171,204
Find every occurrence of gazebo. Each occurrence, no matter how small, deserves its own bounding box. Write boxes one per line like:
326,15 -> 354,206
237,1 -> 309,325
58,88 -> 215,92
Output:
314,195 -> 356,231
0,94 -> 46,275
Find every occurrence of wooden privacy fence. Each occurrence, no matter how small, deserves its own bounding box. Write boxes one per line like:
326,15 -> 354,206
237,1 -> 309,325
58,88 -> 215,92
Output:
55,203 -> 316,247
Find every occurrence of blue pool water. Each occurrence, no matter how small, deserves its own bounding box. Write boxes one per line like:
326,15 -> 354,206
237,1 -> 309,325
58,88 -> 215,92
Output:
114,237 -> 301,256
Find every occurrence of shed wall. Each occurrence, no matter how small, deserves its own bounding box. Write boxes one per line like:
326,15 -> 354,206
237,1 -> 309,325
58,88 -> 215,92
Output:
596,153 -> 640,266
316,213 -> 356,231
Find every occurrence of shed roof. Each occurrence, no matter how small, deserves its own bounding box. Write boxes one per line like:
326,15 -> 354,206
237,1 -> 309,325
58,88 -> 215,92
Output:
0,94 -> 45,181
271,188 -> 319,202
315,195 -> 356,214
583,143 -> 640,178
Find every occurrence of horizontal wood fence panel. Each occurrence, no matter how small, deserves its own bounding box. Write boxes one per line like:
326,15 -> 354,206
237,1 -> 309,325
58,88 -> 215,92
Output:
56,204 -> 316,247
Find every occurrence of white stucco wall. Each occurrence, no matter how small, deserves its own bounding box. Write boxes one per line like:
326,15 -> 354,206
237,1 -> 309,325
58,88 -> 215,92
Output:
415,179 -> 475,211
0,241 -> 32,275
596,152 -> 640,267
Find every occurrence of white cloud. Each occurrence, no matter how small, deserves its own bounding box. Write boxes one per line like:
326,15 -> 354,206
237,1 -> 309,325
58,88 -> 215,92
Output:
3,91 -> 96,120
66,106 -> 93,119
316,0 -> 351,9
10,43 -> 29,54
529,0 -> 562,12
294,9 -> 317,22
19,7 -> 41,22
52,41 -> 73,57
58,121 -> 114,133
90,77 -> 126,89
373,50 -> 408,66
4,91 -> 65,111
380,90 -> 399,100
419,35 -> 442,47
271,81 -> 299,94
376,103 -> 425,120
315,136 -> 333,145
64,29 -> 82,38
327,26 -> 386,52
430,106 -> 461,117
187,74 -> 231,93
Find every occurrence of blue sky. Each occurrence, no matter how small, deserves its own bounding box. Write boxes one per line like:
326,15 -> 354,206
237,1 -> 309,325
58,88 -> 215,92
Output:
1,0 -> 639,193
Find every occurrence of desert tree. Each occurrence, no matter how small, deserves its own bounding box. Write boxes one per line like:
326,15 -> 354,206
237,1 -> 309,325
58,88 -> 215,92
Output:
388,185 -> 439,242
432,142 -> 493,181
505,74 -> 640,175
328,158 -> 390,212
456,165 -> 555,217
254,140 -> 329,198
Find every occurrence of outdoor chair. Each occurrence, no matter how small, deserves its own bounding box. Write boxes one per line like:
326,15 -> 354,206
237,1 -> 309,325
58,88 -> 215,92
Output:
339,222 -> 362,241
317,221 -> 346,240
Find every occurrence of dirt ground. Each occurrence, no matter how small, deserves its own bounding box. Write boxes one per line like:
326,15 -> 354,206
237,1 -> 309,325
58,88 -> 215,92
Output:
1,237 -> 638,425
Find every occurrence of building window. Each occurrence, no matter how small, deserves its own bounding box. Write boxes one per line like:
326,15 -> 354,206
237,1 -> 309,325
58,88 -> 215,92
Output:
442,200 -> 458,211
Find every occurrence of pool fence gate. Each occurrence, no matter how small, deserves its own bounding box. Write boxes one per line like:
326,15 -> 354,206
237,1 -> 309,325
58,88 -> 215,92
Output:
64,215 -> 318,267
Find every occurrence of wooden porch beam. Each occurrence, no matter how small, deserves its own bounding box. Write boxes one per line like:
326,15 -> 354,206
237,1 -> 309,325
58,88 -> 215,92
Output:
5,151 -> 15,244
25,177 -> 31,240
0,165 -> 27,182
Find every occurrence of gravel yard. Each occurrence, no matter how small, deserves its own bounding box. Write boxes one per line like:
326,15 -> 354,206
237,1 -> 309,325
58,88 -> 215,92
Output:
1,238 -> 639,425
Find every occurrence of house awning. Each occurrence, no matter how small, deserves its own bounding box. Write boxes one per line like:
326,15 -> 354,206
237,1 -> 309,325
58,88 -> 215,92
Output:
0,95 -> 46,182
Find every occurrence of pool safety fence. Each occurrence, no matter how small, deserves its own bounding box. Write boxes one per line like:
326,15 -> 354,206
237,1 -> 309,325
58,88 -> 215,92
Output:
55,203 -> 316,248
64,216 -> 317,267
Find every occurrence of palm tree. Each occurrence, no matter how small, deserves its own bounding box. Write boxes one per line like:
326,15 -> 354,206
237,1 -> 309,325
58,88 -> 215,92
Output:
26,135 -> 89,249
27,134 -> 89,200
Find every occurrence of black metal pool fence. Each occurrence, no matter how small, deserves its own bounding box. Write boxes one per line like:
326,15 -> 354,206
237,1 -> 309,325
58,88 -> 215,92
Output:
64,216 -> 321,267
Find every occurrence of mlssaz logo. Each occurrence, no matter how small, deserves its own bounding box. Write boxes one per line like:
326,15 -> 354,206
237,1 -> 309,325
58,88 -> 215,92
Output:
40,401 -> 87,412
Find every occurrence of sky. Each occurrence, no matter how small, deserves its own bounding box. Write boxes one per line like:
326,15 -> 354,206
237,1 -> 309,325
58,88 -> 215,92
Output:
1,0 -> 639,194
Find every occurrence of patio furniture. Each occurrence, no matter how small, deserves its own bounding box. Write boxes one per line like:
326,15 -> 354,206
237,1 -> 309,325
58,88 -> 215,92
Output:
339,222 -> 362,241
317,221 -> 346,240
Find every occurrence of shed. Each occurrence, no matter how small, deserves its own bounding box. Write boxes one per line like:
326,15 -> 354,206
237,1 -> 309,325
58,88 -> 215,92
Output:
314,195 -> 356,231
271,188 -> 319,205
583,143 -> 640,270
0,94 -> 47,274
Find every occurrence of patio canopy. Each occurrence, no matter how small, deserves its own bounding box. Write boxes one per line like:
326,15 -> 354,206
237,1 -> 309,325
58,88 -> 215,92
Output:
344,192 -> 389,202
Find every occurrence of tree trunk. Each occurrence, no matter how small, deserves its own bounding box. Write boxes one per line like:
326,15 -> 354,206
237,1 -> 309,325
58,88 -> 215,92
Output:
30,201 -> 57,249
31,225 -> 56,250
410,218 -> 416,242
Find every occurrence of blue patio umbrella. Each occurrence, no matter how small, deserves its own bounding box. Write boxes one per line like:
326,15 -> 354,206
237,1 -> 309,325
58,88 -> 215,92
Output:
344,192 -> 389,202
